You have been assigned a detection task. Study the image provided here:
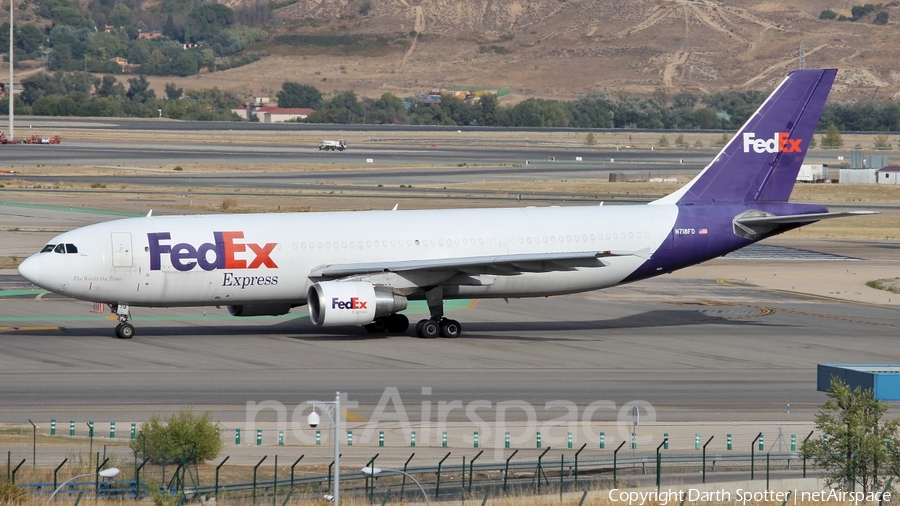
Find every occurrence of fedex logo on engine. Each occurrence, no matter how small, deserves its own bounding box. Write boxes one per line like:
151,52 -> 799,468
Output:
332,297 -> 368,310
148,231 -> 277,272
743,132 -> 803,154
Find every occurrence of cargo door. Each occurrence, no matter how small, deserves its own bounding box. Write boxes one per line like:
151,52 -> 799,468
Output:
111,232 -> 133,268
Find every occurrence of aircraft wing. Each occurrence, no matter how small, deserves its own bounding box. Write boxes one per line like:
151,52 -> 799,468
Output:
308,249 -> 652,280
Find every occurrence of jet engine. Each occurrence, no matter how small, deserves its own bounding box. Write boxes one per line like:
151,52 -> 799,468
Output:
308,281 -> 407,326
228,304 -> 293,317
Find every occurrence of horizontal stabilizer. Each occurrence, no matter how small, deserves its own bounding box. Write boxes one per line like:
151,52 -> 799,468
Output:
736,210 -> 877,226
309,249 -> 648,279
732,210 -> 877,239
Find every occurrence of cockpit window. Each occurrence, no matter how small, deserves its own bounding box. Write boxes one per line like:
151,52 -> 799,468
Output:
53,244 -> 65,254
40,244 -> 55,253
65,244 -> 78,254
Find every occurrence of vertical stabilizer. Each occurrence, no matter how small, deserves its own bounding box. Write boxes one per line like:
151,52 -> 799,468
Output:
653,69 -> 836,205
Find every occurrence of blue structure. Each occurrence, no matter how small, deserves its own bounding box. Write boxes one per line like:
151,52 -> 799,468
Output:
818,364 -> 900,401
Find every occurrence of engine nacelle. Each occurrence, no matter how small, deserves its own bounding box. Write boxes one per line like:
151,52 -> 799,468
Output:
228,304 -> 293,317
308,281 -> 407,326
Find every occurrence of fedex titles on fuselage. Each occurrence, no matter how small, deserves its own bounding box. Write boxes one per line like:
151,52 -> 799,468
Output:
742,132 -> 802,154
147,231 -> 279,289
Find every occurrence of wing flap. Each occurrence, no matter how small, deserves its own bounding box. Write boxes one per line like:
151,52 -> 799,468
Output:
309,250 -> 647,280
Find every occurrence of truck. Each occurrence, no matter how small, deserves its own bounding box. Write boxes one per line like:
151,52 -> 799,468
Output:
796,164 -> 826,183
319,139 -> 346,151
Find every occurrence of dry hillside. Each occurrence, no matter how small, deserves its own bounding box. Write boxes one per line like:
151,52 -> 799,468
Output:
152,0 -> 900,103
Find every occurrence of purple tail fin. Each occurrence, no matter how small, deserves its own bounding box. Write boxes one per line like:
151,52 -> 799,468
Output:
656,69 -> 836,206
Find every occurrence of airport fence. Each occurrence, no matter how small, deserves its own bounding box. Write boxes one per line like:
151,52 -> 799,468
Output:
3,445 -> 829,504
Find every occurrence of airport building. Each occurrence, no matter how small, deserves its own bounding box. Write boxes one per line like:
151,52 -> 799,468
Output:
818,364 -> 900,401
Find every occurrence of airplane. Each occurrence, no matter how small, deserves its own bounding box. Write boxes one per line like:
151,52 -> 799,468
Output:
17,68 -> 871,339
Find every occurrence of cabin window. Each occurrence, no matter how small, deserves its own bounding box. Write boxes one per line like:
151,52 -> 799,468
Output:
53,244 -> 66,254
41,244 -> 55,253
65,244 -> 78,254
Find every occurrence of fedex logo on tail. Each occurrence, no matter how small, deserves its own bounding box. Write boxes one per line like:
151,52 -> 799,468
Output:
742,132 -> 803,154
148,231 -> 277,272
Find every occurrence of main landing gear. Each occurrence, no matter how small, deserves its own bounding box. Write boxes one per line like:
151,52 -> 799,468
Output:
110,304 -> 134,339
414,286 -> 462,339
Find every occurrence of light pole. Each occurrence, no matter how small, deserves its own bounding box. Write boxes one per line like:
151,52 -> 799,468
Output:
28,420 -> 35,469
361,466 -> 429,505
9,0 -> 14,142
308,392 -> 340,504
47,467 -> 119,501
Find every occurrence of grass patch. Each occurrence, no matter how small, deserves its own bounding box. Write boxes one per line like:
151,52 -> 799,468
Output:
272,33 -> 407,56
866,278 -> 900,293
267,0 -> 298,9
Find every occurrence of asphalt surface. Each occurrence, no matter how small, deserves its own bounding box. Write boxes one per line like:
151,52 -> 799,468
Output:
0,136 -> 896,431
2,246 -> 899,424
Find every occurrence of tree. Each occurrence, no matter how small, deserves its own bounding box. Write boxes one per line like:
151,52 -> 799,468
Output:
874,134 -> 891,150
821,123 -> 844,148
130,409 -> 222,464
162,14 -> 178,40
675,134 -> 685,146
802,377 -> 900,495
126,75 -> 155,104
584,132 -> 595,146
97,74 -> 124,98
164,82 -> 183,100
820,9 -> 837,20
874,11 -> 889,25
50,6 -> 91,28
187,4 -> 234,42
18,24 -> 45,56
658,135 -> 669,147
809,135 -> 817,148
276,82 -> 322,109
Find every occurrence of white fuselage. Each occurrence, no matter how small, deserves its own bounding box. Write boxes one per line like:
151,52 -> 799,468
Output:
23,205 -> 678,307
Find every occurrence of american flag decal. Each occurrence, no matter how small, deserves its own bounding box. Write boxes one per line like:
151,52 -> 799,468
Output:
698,228 -> 708,235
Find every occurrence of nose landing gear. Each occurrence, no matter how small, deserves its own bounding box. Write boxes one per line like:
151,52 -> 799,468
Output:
110,304 -> 134,339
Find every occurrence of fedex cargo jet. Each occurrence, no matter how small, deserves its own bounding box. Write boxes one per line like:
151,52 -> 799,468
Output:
17,69 -> 869,339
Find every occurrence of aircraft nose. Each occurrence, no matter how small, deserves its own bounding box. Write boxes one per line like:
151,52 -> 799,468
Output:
17,255 -> 40,285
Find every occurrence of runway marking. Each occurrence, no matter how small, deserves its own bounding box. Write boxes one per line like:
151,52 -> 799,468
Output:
0,326 -> 61,333
673,298 -> 899,328
0,289 -> 48,298
343,410 -> 367,422
716,278 -> 861,304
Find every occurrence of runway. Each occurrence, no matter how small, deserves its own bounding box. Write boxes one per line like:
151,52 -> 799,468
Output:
0,133 -> 897,429
2,240 -> 899,424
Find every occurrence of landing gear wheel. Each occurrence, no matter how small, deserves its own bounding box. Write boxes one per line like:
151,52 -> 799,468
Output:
115,323 -> 134,339
440,319 -> 461,338
365,318 -> 387,333
416,319 -> 440,339
386,314 -> 409,333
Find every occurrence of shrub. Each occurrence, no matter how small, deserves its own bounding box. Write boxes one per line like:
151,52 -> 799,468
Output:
221,198 -> 238,210
0,481 -> 26,503
174,166 -> 183,171
131,409 -> 222,464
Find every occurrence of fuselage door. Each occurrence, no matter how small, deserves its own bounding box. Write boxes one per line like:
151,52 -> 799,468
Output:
111,232 -> 133,268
